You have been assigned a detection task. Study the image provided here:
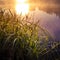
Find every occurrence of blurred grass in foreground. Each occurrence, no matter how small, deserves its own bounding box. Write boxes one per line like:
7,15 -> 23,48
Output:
0,9 -> 58,60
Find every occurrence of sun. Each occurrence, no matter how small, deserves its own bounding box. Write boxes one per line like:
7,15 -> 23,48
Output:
17,0 -> 25,3
15,4 -> 29,15
15,0 -> 29,15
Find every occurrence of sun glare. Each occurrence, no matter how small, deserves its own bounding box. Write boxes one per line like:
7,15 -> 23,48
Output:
17,0 -> 25,3
15,4 -> 29,15
15,0 -> 29,15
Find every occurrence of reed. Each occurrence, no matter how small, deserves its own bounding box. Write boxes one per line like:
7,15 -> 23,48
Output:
0,9 -> 55,60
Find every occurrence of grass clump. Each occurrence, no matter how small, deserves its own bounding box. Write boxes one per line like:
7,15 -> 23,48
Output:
0,9 -> 54,60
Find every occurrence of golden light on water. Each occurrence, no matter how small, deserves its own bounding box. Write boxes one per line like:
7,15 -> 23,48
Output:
15,0 -> 29,15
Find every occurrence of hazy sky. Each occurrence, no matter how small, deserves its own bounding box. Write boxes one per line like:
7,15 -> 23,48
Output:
0,0 -> 60,9
0,0 -> 60,5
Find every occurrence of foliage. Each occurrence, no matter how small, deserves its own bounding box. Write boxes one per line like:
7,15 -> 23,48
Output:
0,9 -> 56,60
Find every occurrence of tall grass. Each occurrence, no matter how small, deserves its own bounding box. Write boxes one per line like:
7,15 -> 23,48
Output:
0,9 -> 56,60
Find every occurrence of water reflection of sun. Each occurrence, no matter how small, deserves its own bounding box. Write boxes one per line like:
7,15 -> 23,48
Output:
15,0 -> 29,15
